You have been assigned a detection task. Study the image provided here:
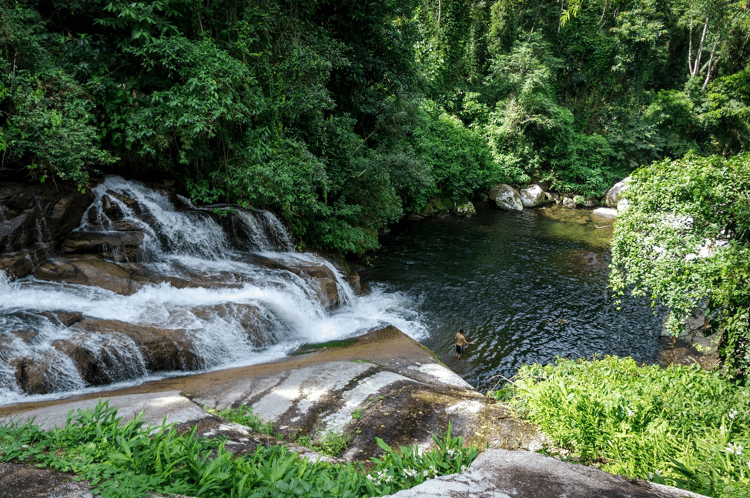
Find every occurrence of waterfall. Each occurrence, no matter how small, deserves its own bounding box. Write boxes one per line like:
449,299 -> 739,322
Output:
0,178 -> 427,405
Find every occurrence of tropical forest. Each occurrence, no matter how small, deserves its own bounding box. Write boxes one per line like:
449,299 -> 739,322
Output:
1,0 -> 750,497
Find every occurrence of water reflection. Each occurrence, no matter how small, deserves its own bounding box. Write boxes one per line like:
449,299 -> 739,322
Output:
365,205 -> 662,392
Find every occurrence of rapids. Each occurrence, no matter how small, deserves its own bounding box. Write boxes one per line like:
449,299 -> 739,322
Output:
0,177 -> 426,405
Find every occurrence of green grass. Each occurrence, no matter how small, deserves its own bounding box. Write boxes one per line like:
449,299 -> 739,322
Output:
491,356 -> 750,498
0,400 -> 479,498
213,404 -> 275,435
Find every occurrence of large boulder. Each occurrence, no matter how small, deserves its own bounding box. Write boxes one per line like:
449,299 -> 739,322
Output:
72,318 -> 204,372
0,244 -> 49,279
0,181 -> 94,254
62,231 -> 144,261
34,255 -> 153,295
241,254 -> 343,310
0,181 -> 94,278
603,177 -> 631,208
489,184 -> 523,212
519,184 -> 549,208
384,449 -> 710,498
51,333 -> 147,386
191,303 -> 279,347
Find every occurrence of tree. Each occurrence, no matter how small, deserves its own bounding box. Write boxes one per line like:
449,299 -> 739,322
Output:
610,153 -> 750,381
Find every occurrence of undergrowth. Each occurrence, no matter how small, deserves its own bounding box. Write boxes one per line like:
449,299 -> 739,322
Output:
491,356 -> 750,498
0,400 -> 479,498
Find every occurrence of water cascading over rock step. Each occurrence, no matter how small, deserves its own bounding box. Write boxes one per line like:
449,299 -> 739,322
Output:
1,177 -> 422,404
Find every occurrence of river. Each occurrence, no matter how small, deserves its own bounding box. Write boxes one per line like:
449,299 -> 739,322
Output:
364,205 -> 664,392
0,179 -> 663,404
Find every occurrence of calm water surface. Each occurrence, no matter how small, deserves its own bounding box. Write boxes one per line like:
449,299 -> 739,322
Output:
365,205 -> 664,392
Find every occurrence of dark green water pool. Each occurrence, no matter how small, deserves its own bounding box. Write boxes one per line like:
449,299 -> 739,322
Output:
365,205 -> 664,392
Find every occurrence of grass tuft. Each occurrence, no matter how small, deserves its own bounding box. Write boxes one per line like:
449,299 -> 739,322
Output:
0,400 -> 479,498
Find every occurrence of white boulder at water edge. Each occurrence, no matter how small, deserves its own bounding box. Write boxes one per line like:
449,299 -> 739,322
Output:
488,184 -> 524,211
519,184 -> 550,208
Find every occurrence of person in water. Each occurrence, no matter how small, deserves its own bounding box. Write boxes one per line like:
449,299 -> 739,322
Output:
454,328 -> 475,359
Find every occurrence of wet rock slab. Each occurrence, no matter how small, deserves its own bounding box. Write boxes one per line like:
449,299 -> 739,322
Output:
382,449 -> 710,498
0,326 -> 708,498
1,326 -> 547,462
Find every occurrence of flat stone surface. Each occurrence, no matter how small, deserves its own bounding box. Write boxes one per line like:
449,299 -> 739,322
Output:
593,207 -> 619,219
1,391 -> 206,431
0,463 -> 92,498
383,449 -> 710,498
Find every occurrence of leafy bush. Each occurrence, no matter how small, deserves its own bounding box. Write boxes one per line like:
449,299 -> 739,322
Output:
0,400 -> 480,498
610,153 -> 750,380
497,356 -> 750,497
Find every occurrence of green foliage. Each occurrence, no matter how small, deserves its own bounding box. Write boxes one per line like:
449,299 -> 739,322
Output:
214,404 -> 274,435
409,100 -> 507,209
3,0 -> 750,253
610,153 -> 750,380
366,422 -> 480,491
504,356 -> 750,497
0,399 -> 481,498
0,3 -> 117,187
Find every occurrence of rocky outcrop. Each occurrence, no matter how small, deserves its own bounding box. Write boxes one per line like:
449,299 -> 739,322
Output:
0,326 -> 709,498
489,184 -> 523,212
62,231 -> 144,261
3,326 -> 548,459
0,181 -> 94,278
71,319 -> 203,373
519,184 -> 549,208
35,255 -> 159,295
5,303 -> 283,395
383,450 -> 710,498
603,177 -> 631,208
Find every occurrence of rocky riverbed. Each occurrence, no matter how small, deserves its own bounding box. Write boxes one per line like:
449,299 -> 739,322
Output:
0,325 -> 709,498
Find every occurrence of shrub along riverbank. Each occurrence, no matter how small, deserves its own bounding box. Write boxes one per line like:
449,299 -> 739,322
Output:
492,355 -> 750,498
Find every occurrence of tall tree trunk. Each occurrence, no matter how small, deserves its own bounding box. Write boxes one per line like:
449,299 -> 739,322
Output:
702,42 -> 719,91
690,17 -> 710,77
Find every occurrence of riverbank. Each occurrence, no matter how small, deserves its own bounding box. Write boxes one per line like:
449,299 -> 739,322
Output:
0,326 -> 713,498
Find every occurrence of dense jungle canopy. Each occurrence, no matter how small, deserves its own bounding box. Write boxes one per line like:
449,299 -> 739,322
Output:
1,0 -> 748,253
1,1 -> 749,376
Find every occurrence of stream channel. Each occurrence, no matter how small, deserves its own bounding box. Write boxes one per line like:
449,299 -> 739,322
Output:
365,205 -> 665,393
0,179 -> 664,405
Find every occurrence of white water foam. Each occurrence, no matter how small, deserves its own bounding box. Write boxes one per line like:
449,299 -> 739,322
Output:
0,178 -> 428,405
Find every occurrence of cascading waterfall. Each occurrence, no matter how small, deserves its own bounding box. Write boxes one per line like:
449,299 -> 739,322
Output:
0,177 -> 426,405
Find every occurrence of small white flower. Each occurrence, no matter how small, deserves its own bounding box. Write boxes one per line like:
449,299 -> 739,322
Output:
403,468 -> 418,478
729,409 -> 738,420
725,442 -> 743,455
625,407 -> 634,417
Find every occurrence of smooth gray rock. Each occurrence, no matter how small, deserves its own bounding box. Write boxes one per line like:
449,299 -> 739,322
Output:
520,184 -> 548,208
384,449 -> 710,498
604,177 -> 631,208
489,185 -> 523,212
593,207 -> 618,219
